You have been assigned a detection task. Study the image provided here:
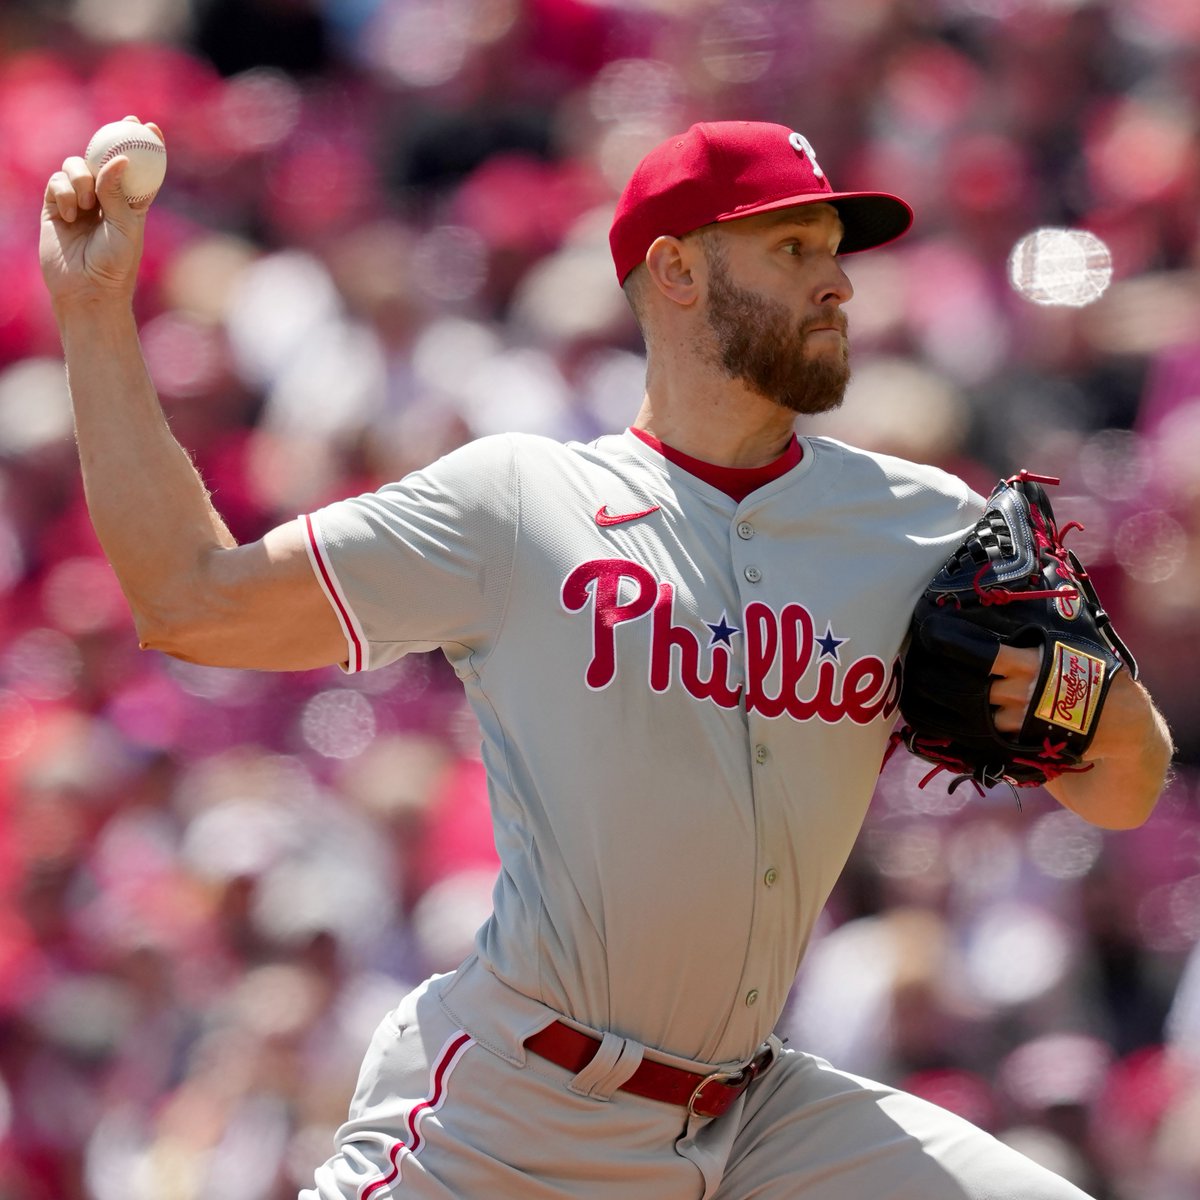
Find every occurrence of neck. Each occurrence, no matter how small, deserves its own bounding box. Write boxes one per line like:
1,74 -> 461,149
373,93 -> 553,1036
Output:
633,364 -> 797,469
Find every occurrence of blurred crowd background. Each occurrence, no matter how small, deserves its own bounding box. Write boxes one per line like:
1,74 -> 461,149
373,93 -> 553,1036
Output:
1,0 -> 1199,1197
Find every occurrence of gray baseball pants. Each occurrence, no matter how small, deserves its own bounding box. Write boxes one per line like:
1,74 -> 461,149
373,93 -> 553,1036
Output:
301,956 -> 1092,1200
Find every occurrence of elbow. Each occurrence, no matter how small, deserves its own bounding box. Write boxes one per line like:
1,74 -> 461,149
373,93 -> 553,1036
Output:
132,613 -> 195,660
123,546 -> 262,666
1089,756 -> 1173,832
1121,734 -> 1177,829
1053,749 -> 1173,831
131,596 -> 225,663
1090,800 -> 1156,832
1073,703 -> 1175,830
135,626 -> 199,663
1066,790 -> 1156,832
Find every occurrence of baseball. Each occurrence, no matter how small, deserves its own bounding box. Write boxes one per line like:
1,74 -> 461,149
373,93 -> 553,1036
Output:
84,121 -> 167,205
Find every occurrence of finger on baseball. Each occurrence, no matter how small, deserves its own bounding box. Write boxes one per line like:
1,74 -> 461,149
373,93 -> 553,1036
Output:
116,114 -> 165,147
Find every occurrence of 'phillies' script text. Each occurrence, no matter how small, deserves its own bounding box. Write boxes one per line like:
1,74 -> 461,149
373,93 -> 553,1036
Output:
561,559 -> 902,725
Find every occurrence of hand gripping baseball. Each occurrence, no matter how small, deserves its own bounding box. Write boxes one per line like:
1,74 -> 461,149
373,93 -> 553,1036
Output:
40,116 -> 163,308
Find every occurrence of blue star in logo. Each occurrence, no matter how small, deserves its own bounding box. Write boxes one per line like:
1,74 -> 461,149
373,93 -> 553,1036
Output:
816,623 -> 846,661
706,612 -> 741,647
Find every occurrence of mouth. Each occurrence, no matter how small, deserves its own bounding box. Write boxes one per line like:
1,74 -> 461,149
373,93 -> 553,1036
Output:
803,313 -> 848,336
805,326 -> 847,344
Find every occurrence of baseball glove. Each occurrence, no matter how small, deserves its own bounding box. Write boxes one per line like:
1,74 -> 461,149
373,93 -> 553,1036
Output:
893,470 -> 1138,795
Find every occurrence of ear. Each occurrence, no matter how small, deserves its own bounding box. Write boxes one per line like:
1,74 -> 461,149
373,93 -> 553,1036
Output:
644,235 -> 704,308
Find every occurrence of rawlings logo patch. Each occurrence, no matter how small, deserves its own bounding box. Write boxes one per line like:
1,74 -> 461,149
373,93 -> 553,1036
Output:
1034,643 -> 1106,734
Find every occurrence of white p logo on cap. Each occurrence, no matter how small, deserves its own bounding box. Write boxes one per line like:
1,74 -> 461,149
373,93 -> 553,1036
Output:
788,131 -> 825,178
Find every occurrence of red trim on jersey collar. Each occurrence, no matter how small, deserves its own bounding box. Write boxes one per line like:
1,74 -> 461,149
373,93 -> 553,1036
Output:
630,428 -> 803,502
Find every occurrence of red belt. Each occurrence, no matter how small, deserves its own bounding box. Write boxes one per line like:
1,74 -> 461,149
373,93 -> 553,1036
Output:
524,1021 -> 774,1119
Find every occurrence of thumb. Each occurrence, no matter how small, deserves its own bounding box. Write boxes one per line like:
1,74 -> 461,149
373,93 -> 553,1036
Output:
94,156 -> 148,226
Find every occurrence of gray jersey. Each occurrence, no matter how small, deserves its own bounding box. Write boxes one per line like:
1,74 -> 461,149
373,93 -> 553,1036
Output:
304,430 -> 981,1065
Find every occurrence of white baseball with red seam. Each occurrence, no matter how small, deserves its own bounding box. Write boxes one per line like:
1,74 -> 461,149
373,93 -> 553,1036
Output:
84,121 -> 167,205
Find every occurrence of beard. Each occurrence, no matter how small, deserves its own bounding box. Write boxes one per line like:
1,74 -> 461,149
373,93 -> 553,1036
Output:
703,253 -> 851,416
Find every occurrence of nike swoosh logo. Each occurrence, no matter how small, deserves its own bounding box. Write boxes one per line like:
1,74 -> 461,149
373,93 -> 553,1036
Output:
595,504 -> 661,527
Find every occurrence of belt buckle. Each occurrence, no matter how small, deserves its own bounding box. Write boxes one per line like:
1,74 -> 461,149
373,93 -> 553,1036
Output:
687,1068 -> 744,1118
687,1043 -> 777,1118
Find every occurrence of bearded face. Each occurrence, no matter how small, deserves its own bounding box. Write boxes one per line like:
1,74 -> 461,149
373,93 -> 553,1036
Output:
701,239 -> 851,416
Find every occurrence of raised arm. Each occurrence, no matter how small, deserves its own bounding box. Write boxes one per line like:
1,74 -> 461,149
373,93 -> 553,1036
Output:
40,119 -> 346,671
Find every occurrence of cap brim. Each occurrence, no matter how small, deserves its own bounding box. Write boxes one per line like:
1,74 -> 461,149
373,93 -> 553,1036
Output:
716,190 -> 914,254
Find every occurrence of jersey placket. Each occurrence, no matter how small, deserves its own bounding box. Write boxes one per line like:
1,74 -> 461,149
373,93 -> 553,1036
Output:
727,508 -> 795,1046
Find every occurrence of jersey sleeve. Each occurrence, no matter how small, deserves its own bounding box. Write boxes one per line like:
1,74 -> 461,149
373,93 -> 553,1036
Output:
303,435 -> 519,672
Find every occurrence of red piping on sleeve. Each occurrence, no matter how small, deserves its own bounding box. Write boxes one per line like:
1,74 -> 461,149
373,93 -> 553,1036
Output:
304,513 -> 364,673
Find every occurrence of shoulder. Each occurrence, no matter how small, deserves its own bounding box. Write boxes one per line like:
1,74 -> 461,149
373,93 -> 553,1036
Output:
420,432 -> 625,475
376,432 -> 537,497
414,432 -> 527,476
374,433 -> 642,523
472,430 -> 650,488
804,436 -> 984,514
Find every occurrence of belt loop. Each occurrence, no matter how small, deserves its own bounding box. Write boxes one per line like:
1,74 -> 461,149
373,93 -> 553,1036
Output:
567,1031 -> 644,1101
763,1033 -> 784,1070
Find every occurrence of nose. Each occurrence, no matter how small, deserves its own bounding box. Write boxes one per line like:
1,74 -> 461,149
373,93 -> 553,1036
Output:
816,257 -> 854,306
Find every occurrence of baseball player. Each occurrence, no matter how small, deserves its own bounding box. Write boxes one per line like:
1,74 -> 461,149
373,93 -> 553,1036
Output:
41,118 -> 1171,1199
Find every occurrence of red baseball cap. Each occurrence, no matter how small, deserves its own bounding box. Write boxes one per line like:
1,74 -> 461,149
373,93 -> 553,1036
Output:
609,121 -> 914,283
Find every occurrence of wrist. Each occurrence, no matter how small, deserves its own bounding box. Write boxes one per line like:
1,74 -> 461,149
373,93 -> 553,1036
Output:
53,287 -> 137,324
54,292 -> 139,344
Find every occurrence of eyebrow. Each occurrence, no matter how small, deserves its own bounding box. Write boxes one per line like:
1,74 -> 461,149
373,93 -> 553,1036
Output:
755,211 -> 847,252
760,207 -> 844,234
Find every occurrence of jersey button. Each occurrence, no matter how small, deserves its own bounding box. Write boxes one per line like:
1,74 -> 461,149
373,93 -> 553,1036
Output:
744,565 -> 762,583
737,521 -> 754,540
763,868 -> 778,887
745,989 -> 759,1006
754,744 -> 768,765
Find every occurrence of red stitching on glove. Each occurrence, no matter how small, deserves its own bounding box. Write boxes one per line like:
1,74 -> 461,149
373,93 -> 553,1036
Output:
969,562 -> 1079,606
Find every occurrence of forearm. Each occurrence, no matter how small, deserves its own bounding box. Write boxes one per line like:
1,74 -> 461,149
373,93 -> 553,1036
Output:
58,297 -> 236,641
1045,672 -> 1174,829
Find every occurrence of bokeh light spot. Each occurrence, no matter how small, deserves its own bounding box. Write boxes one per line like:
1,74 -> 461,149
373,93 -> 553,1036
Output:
1027,810 -> 1104,880
300,689 -> 377,759
965,903 -> 1073,1006
2,628 -> 82,701
588,58 -> 684,127
1009,228 -> 1112,307
365,0 -> 472,88
42,558 -> 130,636
412,226 -> 488,305
1114,510 -> 1187,583
700,6 -> 775,83
1078,429 -> 1150,502
140,312 -> 225,399
217,68 -> 302,155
